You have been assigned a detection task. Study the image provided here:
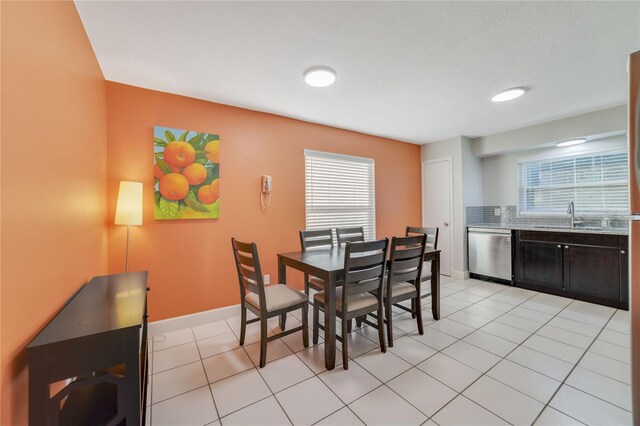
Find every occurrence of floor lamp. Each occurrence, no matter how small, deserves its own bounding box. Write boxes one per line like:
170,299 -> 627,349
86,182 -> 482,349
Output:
115,181 -> 143,272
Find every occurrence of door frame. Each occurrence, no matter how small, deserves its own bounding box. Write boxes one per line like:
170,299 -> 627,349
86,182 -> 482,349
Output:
421,157 -> 454,277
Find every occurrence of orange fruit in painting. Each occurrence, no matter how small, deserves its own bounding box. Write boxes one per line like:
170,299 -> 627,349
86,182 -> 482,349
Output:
197,185 -> 218,205
159,173 -> 189,201
154,163 -> 179,180
204,140 -> 219,163
182,163 -> 207,185
209,178 -> 220,199
164,141 -> 196,168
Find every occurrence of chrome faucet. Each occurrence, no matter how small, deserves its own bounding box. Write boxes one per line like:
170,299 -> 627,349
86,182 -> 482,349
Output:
567,201 -> 583,228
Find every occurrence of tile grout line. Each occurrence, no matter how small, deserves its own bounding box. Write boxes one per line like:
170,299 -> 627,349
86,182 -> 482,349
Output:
149,279 -> 628,426
192,327 -> 221,423
530,308 -> 630,424
424,285 -> 544,424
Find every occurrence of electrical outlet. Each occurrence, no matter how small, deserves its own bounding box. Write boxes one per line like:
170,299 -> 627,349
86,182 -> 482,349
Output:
264,274 -> 270,284
494,208 -> 501,216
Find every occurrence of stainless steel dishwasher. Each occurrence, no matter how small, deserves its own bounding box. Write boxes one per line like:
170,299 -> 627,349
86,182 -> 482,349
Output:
468,227 -> 513,282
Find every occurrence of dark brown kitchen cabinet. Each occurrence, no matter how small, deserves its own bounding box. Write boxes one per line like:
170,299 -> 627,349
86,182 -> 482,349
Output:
514,230 -> 628,309
516,241 -> 564,291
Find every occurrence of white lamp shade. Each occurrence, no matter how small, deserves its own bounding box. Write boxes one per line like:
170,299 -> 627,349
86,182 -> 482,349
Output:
115,181 -> 143,225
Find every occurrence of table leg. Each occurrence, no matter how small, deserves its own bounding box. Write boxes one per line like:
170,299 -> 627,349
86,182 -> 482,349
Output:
29,350 -> 49,425
278,255 -> 286,284
278,256 -> 287,330
324,275 -> 337,370
431,252 -> 440,320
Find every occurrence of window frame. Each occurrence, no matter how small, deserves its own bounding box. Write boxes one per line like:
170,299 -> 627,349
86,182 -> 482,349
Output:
517,144 -> 629,217
303,149 -> 376,241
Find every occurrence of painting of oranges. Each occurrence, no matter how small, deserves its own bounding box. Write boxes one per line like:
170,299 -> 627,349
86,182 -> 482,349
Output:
154,126 -> 220,220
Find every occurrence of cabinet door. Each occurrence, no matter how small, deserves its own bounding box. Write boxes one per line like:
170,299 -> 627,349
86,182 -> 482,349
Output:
517,241 -> 564,290
563,245 -> 621,301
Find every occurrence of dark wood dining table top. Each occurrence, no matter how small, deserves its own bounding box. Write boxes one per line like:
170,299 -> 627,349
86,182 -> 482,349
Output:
278,246 -> 440,273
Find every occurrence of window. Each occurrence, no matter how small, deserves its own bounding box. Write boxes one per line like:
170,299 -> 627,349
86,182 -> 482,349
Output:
518,149 -> 629,214
304,150 -> 376,241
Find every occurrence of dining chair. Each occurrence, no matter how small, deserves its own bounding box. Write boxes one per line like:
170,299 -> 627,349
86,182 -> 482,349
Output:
406,226 -> 439,315
336,226 -> 365,245
406,226 -> 439,251
231,238 -> 309,368
384,234 -> 427,346
300,229 -> 334,294
312,239 -> 389,369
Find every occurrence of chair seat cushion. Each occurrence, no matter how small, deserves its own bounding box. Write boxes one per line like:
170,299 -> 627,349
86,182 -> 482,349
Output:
309,276 -> 325,290
390,281 -> 417,297
245,284 -> 307,312
314,287 -> 378,313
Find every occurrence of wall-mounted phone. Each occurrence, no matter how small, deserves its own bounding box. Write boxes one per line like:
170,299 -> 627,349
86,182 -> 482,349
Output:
260,175 -> 272,210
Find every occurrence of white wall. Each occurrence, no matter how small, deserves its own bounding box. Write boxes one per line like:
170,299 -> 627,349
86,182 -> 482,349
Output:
421,136 -> 482,279
481,134 -> 627,206
472,105 -> 626,157
420,106 -> 627,279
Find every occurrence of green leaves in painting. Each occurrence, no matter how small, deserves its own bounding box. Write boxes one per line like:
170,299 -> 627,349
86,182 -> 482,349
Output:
164,130 -> 176,142
154,137 -> 167,147
178,130 -> 189,141
185,190 -> 210,212
159,197 -> 180,219
188,133 -> 205,150
156,158 -> 174,175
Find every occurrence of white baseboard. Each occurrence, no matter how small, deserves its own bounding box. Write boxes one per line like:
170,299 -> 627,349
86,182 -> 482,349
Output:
452,270 -> 471,280
149,303 -> 241,336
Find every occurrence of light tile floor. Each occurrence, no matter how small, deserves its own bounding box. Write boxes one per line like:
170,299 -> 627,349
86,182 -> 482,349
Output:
147,276 -> 632,426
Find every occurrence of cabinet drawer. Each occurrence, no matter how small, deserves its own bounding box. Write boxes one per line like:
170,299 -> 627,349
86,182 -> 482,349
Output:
518,231 -> 621,248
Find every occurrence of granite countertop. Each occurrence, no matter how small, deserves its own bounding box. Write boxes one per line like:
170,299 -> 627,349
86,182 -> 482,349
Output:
467,223 -> 629,235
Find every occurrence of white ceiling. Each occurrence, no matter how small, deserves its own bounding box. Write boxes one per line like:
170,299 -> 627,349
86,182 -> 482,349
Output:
75,1 -> 640,144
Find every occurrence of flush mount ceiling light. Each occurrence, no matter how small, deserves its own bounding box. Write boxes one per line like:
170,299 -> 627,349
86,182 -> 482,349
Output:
491,87 -> 527,102
557,138 -> 587,147
304,67 -> 336,87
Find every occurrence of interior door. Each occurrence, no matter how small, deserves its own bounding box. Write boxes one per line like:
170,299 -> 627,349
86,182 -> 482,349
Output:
422,158 -> 452,276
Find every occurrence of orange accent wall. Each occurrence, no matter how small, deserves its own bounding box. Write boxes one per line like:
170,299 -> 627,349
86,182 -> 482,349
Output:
0,2 -> 108,424
106,82 -> 422,321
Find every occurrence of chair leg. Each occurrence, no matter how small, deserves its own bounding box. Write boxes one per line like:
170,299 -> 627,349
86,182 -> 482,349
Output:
279,313 -> 287,332
302,303 -> 309,348
342,316 -> 349,370
377,303 -> 386,353
355,316 -> 363,328
347,319 -> 353,333
312,302 -> 320,345
259,317 -> 268,368
411,299 -> 416,319
386,299 -> 394,347
239,303 -> 247,346
304,273 -> 310,295
415,296 -> 424,335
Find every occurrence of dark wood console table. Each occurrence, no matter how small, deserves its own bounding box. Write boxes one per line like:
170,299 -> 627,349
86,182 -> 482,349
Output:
27,272 -> 149,425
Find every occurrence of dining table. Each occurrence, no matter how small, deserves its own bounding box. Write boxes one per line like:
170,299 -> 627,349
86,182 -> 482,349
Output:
277,246 -> 441,370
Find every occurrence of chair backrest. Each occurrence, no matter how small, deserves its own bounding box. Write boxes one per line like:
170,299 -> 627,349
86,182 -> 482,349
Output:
387,234 -> 427,293
342,239 -> 389,312
406,226 -> 439,249
336,226 -> 365,246
231,238 -> 266,309
300,229 -> 334,251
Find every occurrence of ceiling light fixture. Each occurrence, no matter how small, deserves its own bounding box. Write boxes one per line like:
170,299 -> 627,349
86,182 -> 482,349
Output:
491,87 -> 526,102
557,138 -> 587,147
304,67 -> 336,87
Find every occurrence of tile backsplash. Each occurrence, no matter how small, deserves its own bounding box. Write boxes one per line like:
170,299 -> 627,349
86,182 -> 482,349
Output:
466,205 -> 629,230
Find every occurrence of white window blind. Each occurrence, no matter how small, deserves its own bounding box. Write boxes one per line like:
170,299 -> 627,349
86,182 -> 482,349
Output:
304,150 -> 376,241
518,149 -> 629,214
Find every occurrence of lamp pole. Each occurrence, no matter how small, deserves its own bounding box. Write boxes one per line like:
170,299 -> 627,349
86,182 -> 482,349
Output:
125,225 -> 130,273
